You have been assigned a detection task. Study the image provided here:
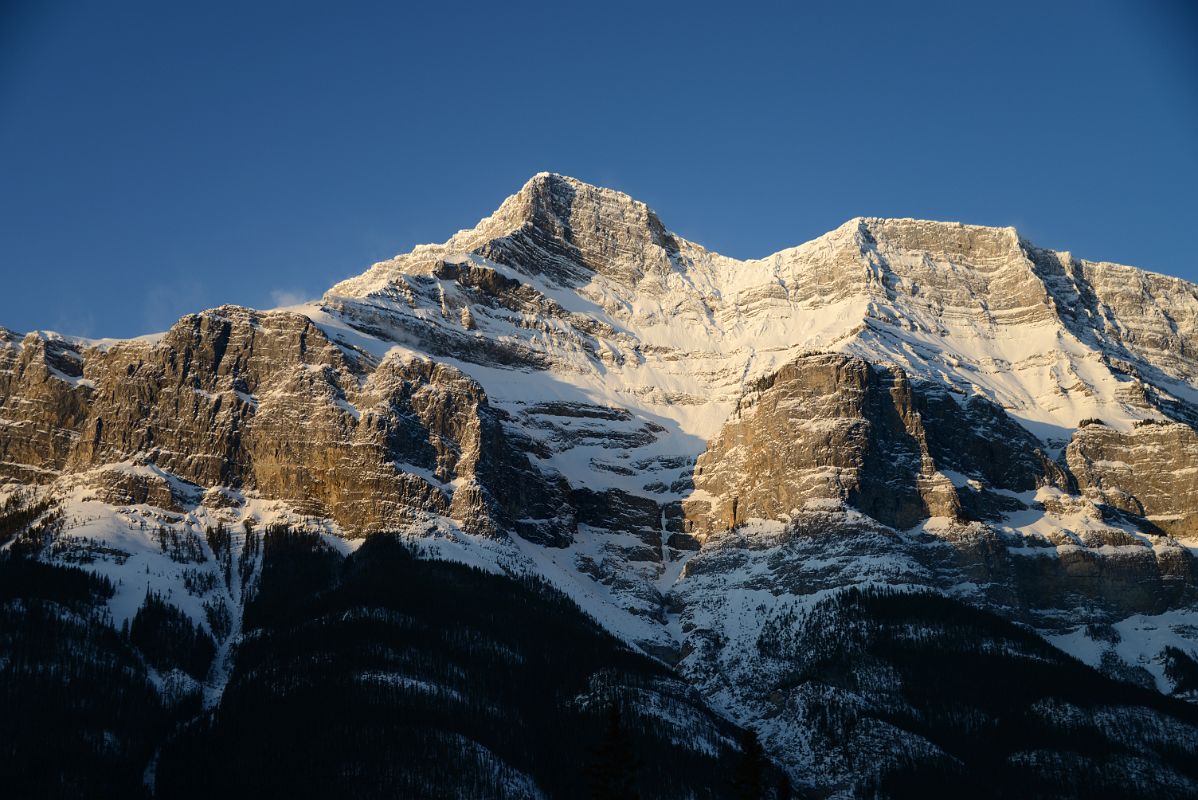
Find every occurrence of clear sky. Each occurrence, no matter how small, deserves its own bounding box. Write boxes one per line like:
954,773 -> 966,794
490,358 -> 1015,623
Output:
2,0 -> 1196,338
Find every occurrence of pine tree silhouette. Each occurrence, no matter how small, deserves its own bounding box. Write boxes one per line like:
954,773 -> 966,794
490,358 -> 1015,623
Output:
584,702 -> 641,800
776,772 -> 793,800
733,728 -> 766,800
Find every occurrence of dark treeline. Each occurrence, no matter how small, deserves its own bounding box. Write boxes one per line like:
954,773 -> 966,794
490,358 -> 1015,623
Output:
153,530 -> 766,799
762,587 -> 1198,799
0,490 -> 61,556
0,553 -> 179,799
7,508 -> 1197,797
1164,645 -> 1198,696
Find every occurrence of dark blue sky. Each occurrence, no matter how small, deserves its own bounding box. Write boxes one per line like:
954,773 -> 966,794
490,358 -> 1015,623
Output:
2,0 -> 1196,338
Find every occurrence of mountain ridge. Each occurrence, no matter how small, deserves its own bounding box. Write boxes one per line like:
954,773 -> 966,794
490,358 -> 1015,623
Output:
338,172 -> 1194,295
12,173 -> 1197,376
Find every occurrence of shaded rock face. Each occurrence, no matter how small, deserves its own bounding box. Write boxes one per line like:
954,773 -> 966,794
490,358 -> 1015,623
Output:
915,386 -> 1065,493
1029,246 -> 1198,385
0,307 -> 569,542
684,353 -> 1061,537
917,522 -> 1198,622
677,565 -> 1198,798
684,508 -> 1195,631
572,487 -> 663,562
1067,420 -> 1198,536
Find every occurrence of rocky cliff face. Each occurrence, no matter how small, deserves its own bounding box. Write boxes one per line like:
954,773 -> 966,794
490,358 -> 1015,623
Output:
5,172 -> 1198,796
1067,419 -> 1198,537
683,353 -> 1054,537
0,328 -> 93,483
674,353 -> 1198,750
0,306 -> 568,542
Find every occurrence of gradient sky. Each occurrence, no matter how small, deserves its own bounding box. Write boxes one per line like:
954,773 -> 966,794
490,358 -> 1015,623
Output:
2,0 -> 1196,338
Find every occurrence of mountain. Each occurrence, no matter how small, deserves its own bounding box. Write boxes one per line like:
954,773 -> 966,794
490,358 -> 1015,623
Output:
3,173 -> 1198,798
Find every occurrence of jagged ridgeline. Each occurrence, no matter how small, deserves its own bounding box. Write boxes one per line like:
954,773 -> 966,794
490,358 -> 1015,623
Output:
5,173 -> 1198,797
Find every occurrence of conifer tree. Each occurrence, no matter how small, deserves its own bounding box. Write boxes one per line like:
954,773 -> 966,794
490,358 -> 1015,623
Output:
584,702 -> 640,800
733,728 -> 766,800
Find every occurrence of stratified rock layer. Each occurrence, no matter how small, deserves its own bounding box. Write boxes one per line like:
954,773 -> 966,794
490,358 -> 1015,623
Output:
684,353 -> 1066,536
1,307 -> 568,542
1067,420 -> 1198,537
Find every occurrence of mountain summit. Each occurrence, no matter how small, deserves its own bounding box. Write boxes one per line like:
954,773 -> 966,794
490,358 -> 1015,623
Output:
4,175 -> 1198,797
327,175 -> 1198,442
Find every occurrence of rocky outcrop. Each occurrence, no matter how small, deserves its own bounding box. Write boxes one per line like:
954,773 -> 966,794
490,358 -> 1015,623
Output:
683,353 -> 1067,537
685,354 -> 953,534
1067,419 -> 1198,536
0,330 -> 93,483
0,307 -> 570,542
65,309 -> 337,487
679,350 -> 1196,613
83,461 -> 202,512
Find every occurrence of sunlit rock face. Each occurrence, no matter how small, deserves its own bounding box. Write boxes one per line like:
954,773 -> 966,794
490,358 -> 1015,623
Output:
683,350 -> 1091,535
683,353 -> 1057,538
5,173 -> 1198,795
0,306 -> 569,542
0,328 -> 93,483
1067,419 -> 1198,537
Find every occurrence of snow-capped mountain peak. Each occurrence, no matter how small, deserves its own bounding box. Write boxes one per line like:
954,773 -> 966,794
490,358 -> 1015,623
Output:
322,175 -> 1198,453
5,173 -> 1198,797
